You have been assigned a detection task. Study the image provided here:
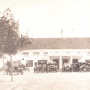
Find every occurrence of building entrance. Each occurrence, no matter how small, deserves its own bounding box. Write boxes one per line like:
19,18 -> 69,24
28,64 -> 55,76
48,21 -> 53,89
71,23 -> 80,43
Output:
63,59 -> 68,64
53,59 -> 59,68
38,60 -> 47,69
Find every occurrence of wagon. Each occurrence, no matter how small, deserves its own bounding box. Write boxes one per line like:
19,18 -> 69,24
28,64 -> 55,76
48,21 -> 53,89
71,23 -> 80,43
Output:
79,63 -> 87,72
46,63 -> 58,72
62,63 -> 70,72
5,61 -> 24,75
12,66 -> 23,75
34,61 -> 47,73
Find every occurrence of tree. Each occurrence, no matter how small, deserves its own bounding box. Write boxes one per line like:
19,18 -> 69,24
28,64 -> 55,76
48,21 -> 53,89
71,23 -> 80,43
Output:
18,34 -> 32,50
0,8 -> 19,55
0,8 -> 31,81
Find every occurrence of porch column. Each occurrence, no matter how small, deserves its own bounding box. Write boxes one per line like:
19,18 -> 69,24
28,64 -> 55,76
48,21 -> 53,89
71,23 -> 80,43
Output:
59,56 -> 62,70
70,55 -> 73,64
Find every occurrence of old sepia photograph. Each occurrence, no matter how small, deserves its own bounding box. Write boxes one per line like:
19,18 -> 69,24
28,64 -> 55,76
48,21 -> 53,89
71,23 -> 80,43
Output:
0,0 -> 90,90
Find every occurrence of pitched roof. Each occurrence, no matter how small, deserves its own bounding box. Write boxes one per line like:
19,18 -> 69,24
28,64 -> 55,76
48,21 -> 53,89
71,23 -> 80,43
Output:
23,38 -> 90,50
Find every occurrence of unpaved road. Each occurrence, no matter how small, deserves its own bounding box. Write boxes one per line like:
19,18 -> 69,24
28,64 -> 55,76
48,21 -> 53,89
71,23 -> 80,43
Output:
0,72 -> 90,90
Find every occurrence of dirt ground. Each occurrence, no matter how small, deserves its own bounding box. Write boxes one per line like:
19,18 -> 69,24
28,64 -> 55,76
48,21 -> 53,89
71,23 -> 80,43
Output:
0,71 -> 90,90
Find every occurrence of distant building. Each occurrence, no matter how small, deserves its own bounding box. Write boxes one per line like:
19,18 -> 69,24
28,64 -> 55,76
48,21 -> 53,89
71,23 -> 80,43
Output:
15,38 -> 90,70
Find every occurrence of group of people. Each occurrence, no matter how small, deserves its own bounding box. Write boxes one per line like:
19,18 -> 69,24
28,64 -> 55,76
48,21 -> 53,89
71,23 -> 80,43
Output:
62,63 -> 90,72
34,63 -> 58,73
4,61 -> 26,75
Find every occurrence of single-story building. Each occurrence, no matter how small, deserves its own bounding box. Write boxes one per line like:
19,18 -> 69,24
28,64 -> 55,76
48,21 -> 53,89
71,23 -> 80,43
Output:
14,38 -> 90,70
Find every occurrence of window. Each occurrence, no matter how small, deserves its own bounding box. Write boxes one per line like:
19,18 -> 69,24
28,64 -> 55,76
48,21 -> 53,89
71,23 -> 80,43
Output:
26,60 -> 33,67
63,59 -> 68,64
38,60 -> 47,64
73,59 -> 78,63
44,52 -> 48,56
22,52 -> 29,56
33,52 -> 40,56
87,52 -> 90,55
44,52 -> 48,54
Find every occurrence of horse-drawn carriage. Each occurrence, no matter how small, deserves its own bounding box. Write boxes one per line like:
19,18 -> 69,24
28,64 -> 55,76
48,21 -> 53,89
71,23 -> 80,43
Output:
62,62 -> 90,72
4,61 -> 24,75
34,63 -> 47,73
46,62 -> 58,72
71,62 -> 89,72
62,63 -> 71,72
34,62 -> 58,73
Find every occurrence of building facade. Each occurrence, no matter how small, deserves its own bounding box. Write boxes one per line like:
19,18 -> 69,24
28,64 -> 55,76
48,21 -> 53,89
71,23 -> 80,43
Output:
14,38 -> 90,70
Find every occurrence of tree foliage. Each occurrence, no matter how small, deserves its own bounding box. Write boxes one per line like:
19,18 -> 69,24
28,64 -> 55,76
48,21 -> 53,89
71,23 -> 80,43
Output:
0,8 -> 30,55
0,8 -> 19,55
18,35 -> 32,50
0,8 -> 31,81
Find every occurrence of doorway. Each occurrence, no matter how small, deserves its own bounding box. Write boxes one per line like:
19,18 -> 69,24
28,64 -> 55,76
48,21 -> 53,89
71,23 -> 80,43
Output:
63,59 -> 68,64
53,59 -> 59,68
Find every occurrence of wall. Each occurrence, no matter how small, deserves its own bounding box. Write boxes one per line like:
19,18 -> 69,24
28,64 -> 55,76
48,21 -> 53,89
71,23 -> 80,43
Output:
13,49 -> 90,70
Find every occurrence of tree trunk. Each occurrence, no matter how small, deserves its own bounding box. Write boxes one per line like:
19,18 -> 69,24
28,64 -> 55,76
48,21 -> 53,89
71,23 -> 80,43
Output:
3,55 -> 5,75
10,54 -> 13,81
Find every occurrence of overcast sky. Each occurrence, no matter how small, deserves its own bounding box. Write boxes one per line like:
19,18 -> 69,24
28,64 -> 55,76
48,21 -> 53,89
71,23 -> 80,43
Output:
0,0 -> 90,38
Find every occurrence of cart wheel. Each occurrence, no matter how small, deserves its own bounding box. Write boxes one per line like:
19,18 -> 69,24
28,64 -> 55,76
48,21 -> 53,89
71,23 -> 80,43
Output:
21,71 -> 23,75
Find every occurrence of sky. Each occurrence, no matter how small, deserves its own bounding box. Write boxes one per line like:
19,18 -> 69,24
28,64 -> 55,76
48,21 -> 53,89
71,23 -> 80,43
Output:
0,0 -> 90,38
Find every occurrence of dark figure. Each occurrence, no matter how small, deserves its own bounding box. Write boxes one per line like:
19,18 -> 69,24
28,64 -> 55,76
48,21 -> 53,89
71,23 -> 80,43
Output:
76,64 -> 80,72
5,61 -> 12,75
62,65 -> 65,72
7,61 -> 11,68
70,64 -> 73,72
20,64 -> 25,71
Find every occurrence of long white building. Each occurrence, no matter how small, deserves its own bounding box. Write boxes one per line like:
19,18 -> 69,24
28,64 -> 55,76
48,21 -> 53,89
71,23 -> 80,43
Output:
15,38 -> 90,70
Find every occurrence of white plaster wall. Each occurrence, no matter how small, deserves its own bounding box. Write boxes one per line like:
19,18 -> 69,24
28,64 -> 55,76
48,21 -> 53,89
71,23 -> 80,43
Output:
13,49 -> 90,69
